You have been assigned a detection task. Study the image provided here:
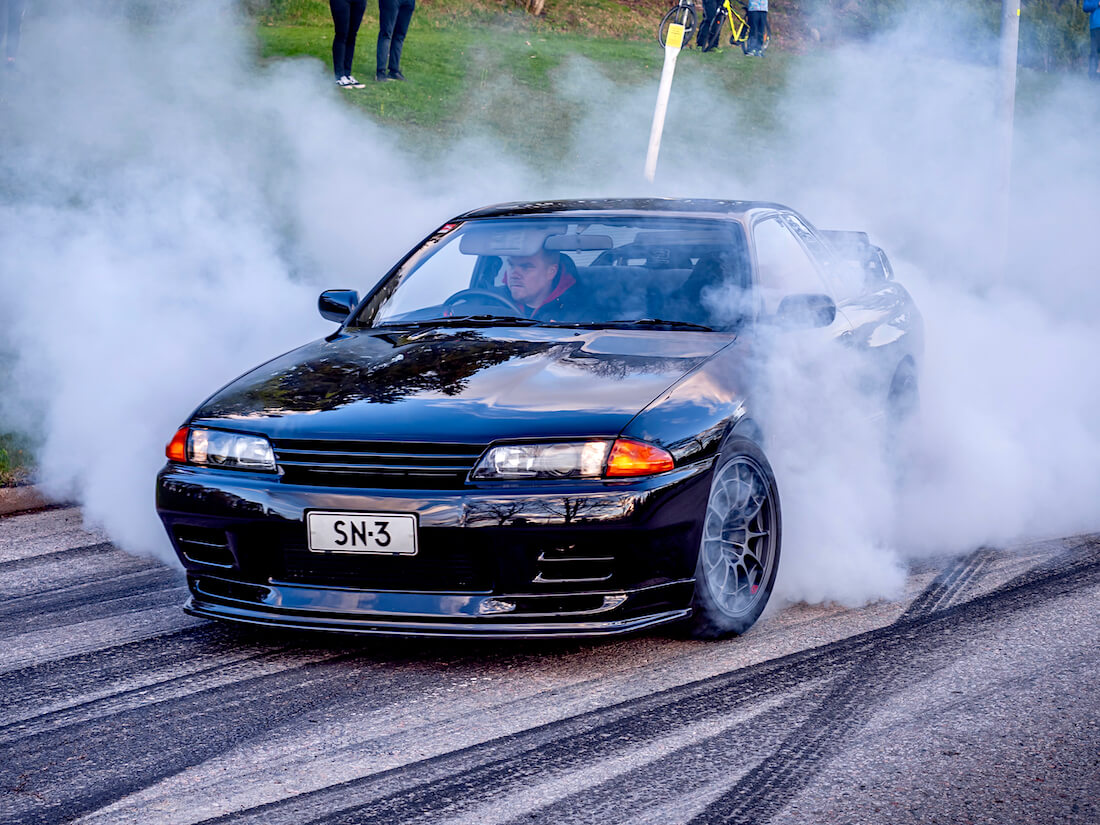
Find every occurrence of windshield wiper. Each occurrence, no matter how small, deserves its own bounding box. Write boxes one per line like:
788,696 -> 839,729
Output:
378,315 -> 539,328
602,318 -> 715,331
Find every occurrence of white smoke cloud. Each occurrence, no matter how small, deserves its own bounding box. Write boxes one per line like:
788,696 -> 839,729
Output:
1,1 -> 1098,614
0,3 -> 510,559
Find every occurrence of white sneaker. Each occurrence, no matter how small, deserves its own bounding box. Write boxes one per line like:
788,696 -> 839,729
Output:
345,75 -> 366,88
336,76 -> 354,88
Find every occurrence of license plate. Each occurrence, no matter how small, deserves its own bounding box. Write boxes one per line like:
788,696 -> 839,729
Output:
306,511 -> 418,555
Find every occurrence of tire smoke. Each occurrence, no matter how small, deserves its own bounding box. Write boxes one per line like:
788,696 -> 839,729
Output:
1,2 -> 1097,614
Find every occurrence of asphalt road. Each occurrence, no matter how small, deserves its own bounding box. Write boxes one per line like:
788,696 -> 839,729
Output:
2,506 -> 1098,825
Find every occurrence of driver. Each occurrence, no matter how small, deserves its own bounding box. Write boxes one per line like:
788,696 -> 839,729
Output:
504,247 -> 580,320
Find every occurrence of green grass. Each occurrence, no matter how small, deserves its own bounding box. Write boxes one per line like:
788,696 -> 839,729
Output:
256,18 -> 792,165
251,0 -> 665,39
0,432 -> 31,488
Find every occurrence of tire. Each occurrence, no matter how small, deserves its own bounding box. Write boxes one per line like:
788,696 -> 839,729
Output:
688,436 -> 781,639
887,359 -> 920,424
658,5 -> 697,47
884,359 -> 919,459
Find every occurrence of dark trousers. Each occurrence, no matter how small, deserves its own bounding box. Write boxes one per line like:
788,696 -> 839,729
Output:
1091,28 -> 1100,79
2,0 -> 27,61
330,0 -> 366,79
377,0 -> 415,75
747,10 -> 767,53
696,0 -> 719,49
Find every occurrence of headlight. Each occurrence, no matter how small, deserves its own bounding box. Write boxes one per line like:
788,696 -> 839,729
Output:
471,441 -> 611,480
165,427 -> 276,472
470,438 -> 674,480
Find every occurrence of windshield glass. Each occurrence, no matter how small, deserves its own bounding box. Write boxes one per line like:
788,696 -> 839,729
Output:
355,216 -> 751,331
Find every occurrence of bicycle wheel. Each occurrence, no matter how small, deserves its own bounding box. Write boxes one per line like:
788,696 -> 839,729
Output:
658,5 -> 696,48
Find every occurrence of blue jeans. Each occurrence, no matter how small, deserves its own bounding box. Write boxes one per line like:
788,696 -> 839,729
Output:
747,10 -> 767,53
377,0 -> 415,75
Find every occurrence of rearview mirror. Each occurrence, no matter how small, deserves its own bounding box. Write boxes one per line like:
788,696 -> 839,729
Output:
544,234 -> 613,252
318,290 -> 360,323
775,293 -> 836,329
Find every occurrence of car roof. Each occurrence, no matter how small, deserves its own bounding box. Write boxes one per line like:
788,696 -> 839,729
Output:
454,198 -> 794,221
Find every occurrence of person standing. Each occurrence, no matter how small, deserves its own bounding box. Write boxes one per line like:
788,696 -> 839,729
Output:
1085,0 -> 1100,79
376,0 -> 415,82
330,0 -> 367,88
746,0 -> 768,57
2,0 -> 27,70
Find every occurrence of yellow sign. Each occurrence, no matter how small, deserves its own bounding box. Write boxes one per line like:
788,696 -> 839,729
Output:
666,22 -> 685,51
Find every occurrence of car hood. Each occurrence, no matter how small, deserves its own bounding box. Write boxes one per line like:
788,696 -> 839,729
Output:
191,327 -> 733,443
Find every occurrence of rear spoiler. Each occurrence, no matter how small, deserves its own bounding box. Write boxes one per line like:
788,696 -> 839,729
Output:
820,230 -> 894,282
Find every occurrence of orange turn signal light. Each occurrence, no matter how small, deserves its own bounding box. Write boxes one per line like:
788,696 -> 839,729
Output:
166,427 -> 189,463
605,438 -> 675,477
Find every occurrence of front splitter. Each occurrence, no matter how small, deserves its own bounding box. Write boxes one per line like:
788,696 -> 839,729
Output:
184,596 -> 691,639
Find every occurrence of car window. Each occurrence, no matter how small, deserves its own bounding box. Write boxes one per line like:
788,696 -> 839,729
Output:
783,213 -> 863,300
753,217 -> 832,314
375,234 -> 477,321
782,214 -> 833,267
356,217 -> 751,330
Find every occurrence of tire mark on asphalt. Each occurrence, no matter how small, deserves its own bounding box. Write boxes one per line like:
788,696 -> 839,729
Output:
191,542 -> 1100,825
0,553 -> 166,603
487,692 -> 819,825
188,642 -> 879,825
0,541 -> 123,573
0,624 -> 296,727
1,651 -> 439,825
687,540 -> 1100,825
0,568 -> 185,633
491,546 -> 1052,825
904,547 -> 997,617
0,647 -> 338,741
0,507 -> 101,560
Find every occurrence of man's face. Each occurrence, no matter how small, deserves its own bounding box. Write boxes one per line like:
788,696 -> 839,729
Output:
506,252 -> 559,307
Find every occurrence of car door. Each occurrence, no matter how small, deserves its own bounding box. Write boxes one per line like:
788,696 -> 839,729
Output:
783,212 -> 921,393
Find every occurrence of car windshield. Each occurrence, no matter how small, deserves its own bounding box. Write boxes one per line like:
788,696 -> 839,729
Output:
355,217 -> 752,331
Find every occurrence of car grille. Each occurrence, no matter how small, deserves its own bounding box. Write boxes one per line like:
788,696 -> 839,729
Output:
272,439 -> 486,490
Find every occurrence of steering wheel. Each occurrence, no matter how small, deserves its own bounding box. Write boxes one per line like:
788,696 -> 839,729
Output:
442,289 -> 523,315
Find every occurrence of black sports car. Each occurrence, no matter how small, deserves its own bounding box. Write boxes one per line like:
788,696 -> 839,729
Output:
156,199 -> 922,639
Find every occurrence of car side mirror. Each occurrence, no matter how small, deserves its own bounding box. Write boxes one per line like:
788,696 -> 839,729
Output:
776,293 -> 836,329
318,290 -> 360,323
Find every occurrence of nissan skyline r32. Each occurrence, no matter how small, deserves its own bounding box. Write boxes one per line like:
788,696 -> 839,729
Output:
156,199 -> 923,639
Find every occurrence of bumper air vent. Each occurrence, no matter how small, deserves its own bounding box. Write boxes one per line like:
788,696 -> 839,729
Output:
272,439 -> 486,490
174,526 -> 235,568
534,546 -> 616,585
193,576 -> 271,604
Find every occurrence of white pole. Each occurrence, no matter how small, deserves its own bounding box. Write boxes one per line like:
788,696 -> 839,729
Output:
644,23 -> 686,183
996,0 -> 1020,276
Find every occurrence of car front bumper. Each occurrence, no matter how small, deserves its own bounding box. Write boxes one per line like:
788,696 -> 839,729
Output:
157,460 -> 712,638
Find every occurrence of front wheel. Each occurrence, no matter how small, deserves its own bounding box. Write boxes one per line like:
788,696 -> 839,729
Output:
658,5 -> 697,47
688,436 -> 781,639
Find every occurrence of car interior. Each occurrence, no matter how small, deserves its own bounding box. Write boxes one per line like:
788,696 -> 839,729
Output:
466,227 -> 754,330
